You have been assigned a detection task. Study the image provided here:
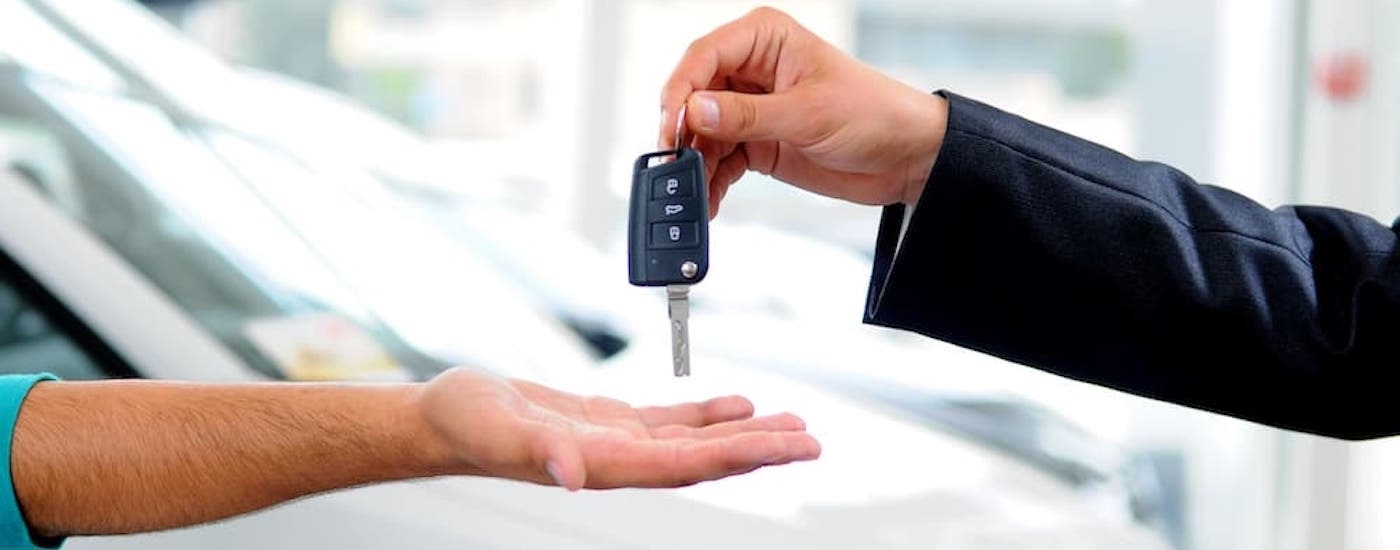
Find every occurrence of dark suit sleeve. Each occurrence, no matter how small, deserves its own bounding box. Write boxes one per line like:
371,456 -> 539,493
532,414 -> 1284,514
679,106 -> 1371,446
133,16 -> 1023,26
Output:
864,92 -> 1400,440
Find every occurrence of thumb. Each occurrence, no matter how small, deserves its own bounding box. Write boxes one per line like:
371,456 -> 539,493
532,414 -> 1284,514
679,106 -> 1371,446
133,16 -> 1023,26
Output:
538,430 -> 587,491
688,90 -> 808,144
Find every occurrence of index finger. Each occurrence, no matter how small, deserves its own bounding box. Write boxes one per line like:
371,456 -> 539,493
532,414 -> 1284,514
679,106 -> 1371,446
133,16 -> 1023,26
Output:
657,7 -> 793,149
636,395 -> 755,427
589,431 -> 822,488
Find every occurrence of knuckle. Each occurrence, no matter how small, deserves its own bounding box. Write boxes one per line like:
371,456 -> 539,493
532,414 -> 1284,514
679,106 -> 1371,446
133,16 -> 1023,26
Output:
735,97 -> 759,131
660,82 -> 684,107
747,6 -> 785,22
682,37 -> 708,58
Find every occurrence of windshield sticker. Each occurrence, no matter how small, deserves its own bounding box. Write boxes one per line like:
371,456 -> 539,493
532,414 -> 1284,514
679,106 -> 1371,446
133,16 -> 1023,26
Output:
244,313 -> 409,381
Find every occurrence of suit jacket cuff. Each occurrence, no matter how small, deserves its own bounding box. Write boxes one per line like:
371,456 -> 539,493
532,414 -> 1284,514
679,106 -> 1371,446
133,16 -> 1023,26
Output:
864,90 -> 960,333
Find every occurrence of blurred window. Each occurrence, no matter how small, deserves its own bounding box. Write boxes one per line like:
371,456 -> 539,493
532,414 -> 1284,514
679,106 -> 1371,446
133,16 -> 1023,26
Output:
856,6 -> 1130,99
0,1 -> 126,92
0,75 -> 447,381
2,1 -> 596,380
0,248 -> 115,380
37,0 -> 236,106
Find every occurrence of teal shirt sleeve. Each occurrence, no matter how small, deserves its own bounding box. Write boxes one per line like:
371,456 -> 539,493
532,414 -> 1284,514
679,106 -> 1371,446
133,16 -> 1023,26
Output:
0,374 -> 58,550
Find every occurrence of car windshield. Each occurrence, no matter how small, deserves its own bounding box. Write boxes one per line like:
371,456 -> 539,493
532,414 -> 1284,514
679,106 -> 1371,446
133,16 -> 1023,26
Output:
0,1 -> 595,382
28,0 -> 242,114
195,126 -> 597,378
28,0 -> 441,185
0,1 -> 125,93
2,76 -> 447,381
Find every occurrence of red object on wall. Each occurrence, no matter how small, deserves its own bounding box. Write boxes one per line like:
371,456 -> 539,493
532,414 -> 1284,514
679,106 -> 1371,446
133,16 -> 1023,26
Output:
1316,52 -> 1369,103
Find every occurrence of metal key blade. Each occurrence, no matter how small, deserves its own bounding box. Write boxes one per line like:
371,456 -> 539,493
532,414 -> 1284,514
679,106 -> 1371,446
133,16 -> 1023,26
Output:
666,284 -> 691,377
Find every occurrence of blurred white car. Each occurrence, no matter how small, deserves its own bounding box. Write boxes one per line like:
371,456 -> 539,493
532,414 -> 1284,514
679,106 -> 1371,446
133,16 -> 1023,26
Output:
0,0 -> 1169,548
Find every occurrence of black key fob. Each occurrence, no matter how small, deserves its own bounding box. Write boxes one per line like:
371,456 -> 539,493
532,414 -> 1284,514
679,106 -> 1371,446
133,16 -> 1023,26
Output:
628,147 -> 709,286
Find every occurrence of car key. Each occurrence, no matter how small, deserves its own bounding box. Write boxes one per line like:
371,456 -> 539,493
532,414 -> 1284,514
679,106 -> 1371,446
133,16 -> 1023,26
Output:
628,106 -> 708,376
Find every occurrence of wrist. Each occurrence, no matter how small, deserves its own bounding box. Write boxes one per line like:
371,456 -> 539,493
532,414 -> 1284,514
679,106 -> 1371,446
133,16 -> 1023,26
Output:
901,92 -> 947,206
398,384 -> 463,477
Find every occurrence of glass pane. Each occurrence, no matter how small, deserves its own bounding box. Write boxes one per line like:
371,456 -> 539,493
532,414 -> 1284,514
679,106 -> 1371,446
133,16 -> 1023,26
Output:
0,78 -> 448,381
36,0 -> 232,103
199,128 -> 599,376
0,0 -> 126,91
0,261 -> 108,380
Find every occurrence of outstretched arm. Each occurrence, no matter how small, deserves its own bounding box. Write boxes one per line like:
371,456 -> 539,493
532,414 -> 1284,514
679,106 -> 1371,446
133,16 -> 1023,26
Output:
864,92 -> 1400,441
10,368 -> 818,540
664,7 -> 1400,440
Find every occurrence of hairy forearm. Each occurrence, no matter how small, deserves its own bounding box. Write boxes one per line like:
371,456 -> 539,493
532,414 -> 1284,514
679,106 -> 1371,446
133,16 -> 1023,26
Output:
11,380 -> 454,538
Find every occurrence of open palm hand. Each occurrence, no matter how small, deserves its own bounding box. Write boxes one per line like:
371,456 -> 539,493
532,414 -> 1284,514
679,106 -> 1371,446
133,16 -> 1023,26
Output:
419,368 -> 821,491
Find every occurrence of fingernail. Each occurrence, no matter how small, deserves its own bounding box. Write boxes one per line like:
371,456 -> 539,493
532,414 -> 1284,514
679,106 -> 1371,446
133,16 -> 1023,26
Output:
545,461 -> 565,488
694,93 -> 720,131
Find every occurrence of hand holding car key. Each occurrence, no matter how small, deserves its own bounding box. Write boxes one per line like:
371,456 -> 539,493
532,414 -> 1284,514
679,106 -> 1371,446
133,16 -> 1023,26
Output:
628,105 -> 708,376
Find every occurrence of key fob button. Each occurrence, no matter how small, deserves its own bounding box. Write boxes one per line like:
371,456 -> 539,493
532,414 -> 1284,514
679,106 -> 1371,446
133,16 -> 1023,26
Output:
650,222 -> 699,248
647,198 -> 701,222
652,173 -> 694,199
